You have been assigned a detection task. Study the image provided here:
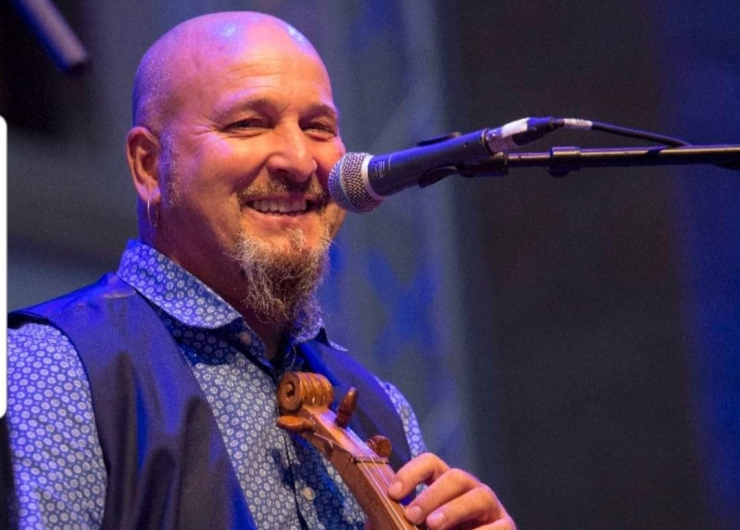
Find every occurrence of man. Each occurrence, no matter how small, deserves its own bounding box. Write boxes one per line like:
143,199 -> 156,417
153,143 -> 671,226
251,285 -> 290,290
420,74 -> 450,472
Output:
5,12 -> 515,530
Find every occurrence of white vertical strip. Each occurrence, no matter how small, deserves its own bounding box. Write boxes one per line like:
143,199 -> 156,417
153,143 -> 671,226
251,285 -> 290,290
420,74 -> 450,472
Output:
1,116 -> 7,418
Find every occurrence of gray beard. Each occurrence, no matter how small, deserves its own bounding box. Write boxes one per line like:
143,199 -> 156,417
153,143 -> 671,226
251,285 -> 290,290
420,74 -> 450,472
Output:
232,226 -> 330,333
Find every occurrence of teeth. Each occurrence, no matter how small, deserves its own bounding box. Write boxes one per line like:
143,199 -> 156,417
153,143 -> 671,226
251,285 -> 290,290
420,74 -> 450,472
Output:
250,199 -> 308,214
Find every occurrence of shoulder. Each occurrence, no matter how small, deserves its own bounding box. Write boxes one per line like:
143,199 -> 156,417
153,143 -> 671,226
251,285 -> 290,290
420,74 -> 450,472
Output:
9,274 -> 134,325
8,321 -> 80,364
7,321 -> 93,411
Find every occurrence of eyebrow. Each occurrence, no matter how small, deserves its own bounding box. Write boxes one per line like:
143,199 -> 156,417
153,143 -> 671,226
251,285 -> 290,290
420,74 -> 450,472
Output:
214,94 -> 341,123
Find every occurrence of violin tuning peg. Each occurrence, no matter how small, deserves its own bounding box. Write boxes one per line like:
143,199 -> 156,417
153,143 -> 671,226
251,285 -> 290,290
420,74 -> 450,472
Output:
335,387 -> 358,428
276,416 -> 316,434
366,435 -> 392,459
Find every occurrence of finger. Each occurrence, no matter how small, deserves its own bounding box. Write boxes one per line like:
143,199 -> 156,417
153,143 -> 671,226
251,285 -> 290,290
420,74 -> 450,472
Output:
387,453 -> 450,500
422,485 -> 504,530
405,468 -> 481,523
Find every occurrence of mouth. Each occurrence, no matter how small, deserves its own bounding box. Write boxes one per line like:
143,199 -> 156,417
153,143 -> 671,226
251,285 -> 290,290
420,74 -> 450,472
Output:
246,197 -> 325,215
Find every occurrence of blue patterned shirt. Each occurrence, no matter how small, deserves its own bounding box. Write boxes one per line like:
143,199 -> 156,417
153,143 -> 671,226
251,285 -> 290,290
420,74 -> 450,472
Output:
7,240 -> 426,530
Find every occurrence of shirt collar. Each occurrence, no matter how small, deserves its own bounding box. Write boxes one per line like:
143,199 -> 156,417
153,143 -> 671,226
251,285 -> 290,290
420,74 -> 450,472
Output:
116,240 -> 338,350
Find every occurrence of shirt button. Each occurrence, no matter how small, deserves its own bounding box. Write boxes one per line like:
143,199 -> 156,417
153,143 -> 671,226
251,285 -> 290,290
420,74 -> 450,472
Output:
301,486 -> 316,501
238,332 -> 252,345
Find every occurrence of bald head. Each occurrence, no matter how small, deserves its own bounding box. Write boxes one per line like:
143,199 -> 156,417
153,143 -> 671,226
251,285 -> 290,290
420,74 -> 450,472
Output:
131,12 -> 322,133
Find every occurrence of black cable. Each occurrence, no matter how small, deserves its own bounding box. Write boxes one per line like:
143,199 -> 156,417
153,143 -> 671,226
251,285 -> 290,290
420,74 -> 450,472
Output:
518,117 -> 691,149
584,120 -> 689,147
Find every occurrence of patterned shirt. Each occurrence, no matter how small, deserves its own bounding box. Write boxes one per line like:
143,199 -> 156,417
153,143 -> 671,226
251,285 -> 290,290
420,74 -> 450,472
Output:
7,240 -> 426,530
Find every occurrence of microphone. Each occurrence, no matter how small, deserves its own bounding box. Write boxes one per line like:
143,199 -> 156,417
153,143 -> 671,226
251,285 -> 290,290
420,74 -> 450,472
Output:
329,117 -> 580,213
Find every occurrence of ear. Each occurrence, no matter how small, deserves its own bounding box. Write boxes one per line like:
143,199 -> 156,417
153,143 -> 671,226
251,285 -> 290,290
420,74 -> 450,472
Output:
126,126 -> 162,204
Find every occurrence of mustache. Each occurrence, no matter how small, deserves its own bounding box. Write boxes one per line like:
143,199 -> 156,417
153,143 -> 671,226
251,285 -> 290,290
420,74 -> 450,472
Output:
237,178 -> 329,207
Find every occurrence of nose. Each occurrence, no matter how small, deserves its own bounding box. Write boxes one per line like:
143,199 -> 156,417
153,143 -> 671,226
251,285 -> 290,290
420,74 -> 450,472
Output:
266,124 -> 317,183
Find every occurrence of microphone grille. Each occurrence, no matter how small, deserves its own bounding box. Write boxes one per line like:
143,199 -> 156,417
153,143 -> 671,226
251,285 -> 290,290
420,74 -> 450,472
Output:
328,152 -> 382,213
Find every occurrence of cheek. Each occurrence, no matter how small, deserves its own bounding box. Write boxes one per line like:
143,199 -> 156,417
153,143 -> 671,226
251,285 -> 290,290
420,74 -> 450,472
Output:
316,142 -> 346,184
199,149 -> 241,184
325,205 -> 347,238
163,153 -> 244,232
176,142 -> 257,199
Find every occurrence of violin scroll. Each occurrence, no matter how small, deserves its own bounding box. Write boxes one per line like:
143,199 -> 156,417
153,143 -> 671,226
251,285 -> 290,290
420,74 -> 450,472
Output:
277,372 -> 333,413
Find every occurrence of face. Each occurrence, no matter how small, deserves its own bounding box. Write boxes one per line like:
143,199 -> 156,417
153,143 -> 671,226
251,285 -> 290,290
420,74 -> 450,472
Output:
154,23 -> 346,306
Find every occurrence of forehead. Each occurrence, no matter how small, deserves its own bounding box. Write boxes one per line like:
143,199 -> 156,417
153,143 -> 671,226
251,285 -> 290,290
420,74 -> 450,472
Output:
173,21 -> 335,115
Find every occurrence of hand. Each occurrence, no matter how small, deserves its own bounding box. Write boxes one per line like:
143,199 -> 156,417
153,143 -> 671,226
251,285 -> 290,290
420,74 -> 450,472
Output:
385,453 -> 516,530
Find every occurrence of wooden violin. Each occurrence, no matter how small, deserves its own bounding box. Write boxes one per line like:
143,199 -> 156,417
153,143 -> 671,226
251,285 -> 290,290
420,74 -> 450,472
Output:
276,372 -> 425,530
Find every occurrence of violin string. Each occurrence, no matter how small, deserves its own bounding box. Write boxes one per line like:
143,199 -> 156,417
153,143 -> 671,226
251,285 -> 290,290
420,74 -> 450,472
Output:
359,461 -> 410,529
375,463 -> 422,530
377,464 -> 423,530
358,461 -> 422,529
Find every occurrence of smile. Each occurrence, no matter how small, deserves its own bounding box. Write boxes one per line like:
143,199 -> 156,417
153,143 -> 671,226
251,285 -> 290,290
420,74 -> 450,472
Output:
248,198 -> 311,214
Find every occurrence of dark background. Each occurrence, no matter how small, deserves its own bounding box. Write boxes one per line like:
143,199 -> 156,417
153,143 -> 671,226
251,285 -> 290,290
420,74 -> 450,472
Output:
441,1 -> 740,528
3,1 -> 739,529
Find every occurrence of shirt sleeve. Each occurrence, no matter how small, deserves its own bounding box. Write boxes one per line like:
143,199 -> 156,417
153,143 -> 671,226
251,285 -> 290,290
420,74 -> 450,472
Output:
6,323 -> 106,530
377,380 -> 427,458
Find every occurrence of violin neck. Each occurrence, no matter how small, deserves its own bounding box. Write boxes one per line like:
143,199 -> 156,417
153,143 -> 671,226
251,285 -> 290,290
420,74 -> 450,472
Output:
304,412 -> 423,530
275,372 -> 425,530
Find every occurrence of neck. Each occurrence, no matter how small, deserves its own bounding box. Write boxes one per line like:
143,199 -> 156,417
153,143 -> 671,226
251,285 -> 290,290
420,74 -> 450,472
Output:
242,313 -> 286,361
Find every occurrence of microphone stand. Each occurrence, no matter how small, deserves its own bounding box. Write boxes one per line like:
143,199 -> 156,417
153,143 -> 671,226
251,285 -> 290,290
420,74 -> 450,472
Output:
11,0 -> 89,74
459,144 -> 740,178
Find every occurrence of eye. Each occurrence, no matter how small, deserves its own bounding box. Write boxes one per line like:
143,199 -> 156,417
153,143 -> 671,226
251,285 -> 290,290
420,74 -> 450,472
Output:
228,117 -> 270,131
303,121 -> 337,139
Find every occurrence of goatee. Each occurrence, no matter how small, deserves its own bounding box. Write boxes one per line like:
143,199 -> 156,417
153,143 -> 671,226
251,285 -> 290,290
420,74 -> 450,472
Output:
232,226 -> 330,333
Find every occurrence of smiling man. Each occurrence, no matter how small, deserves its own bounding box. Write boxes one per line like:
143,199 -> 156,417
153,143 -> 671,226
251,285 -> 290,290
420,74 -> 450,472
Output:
128,14 -> 347,358
5,12 -> 515,530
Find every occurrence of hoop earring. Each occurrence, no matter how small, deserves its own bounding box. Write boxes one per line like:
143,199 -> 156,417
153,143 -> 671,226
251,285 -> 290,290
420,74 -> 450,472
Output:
146,199 -> 159,228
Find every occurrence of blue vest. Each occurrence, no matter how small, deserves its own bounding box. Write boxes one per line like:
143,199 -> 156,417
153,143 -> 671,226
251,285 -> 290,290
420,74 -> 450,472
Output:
9,274 -> 411,530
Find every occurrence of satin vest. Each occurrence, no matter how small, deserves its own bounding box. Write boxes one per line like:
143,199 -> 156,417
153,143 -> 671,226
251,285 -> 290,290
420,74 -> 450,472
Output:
9,274 -> 411,530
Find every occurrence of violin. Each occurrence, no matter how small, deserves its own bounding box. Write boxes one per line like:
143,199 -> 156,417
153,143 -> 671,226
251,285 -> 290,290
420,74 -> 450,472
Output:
276,372 -> 425,530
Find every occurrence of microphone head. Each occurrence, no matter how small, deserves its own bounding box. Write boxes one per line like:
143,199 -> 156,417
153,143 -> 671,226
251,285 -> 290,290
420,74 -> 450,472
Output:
328,152 -> 383,213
